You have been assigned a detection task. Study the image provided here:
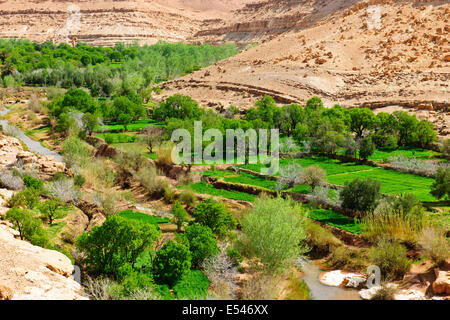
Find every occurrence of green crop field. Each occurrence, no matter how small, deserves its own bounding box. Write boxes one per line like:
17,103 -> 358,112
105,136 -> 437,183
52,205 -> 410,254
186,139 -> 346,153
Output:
308,208 -> 361,234
98,120 -> 165,132
327,168 -> 436,202
182,182 -> 256,202
367,147 -> 440,161
118,210 -> 170,230
238,157 -> 374,176
224,172 -> 279,190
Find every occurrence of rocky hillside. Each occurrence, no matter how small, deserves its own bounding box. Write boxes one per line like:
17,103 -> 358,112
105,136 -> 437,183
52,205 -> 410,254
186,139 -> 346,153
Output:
0,221 -> 86,300
160,0 -> 449,137
0,0 -> 254,46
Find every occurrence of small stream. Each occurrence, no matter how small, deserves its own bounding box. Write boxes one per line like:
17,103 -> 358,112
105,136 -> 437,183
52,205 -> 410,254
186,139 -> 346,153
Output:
297,257 -> 362,300
0,107 -> 63,162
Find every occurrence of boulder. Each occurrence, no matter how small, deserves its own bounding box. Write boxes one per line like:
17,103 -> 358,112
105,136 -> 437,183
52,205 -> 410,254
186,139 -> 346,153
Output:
319,270 -> 366,288
0,284 -> 14,300
433,270 -> 450,295
0,224 -> 87,300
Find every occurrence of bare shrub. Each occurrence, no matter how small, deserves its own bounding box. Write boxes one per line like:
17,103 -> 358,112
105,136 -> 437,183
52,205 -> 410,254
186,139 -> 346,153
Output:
418,227 -> 450,267
202,247 -> 238,300
133,166 -> 167,196
241,273 -> 281,300
278,162 -> 302,188
156,141 -> 174,165
389,156 -> 448,177
1,123 -> 22,137
370,283 -> 398,300
301,165 -> 327,191
127,288 -> 161,300
0,170 -> 23,190
82,276 -> 117,300
92,191 -> 121,216
306,185 -> 341,207
49,178 -> 80,204
179,188 -> 197,207
280,137 -> 298,153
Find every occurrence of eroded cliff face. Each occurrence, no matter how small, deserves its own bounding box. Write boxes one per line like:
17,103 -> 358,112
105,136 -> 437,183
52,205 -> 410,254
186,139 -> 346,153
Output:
0,0 -> 255,46
0,222 -> 86,300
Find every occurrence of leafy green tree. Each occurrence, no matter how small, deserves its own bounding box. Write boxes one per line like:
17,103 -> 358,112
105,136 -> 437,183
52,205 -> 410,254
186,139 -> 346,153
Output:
393,111 -> 419,146
240,196 -> 308,273
192,198 -> 236,237
347,108 -> 376,138
82,112 -> 99,136
4,207 -> 49,247
340,178 -> 382,215
39,198 -> 63,225
171,201 -> 188,232
153,240 -> 191,287
178,224 -> 219,266
430,167 -> 450,200
153,94 -> 204,122
359,136 -> 376,161
416,120 -> 437,148
112,95 -> 145,123
76,215 -> 160,276
117,113 -> 132,132
61,89 -> 97,114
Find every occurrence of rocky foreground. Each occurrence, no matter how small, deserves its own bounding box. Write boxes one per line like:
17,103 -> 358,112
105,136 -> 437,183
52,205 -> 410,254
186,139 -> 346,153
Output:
0,222 -> 86,300
0,132 -> 86,300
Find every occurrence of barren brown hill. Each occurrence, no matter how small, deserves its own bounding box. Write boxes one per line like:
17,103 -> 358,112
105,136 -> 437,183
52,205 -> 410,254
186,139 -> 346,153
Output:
160,0 -> 450,137
0,0 -> 255,46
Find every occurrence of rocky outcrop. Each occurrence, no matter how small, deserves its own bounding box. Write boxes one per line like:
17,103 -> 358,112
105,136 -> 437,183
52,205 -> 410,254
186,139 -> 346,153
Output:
319,270 -> 367,288
359,283 -> 427,300
433,270 -> 450,295
0,222 -> 87,300
0,134 -> 65,178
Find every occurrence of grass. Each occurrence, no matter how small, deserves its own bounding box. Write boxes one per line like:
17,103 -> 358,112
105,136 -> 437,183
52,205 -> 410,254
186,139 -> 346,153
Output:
95,132 -> 136,144
118,210 -> 170,230
327,168 -> 436,202
284,273 -> 311,300
182,182 -> 256,202
173,270 -> 210,299
308,208 -> 361,234
98,120 -> 165,132
46,221 -> 66,240
368,147 -> 440,161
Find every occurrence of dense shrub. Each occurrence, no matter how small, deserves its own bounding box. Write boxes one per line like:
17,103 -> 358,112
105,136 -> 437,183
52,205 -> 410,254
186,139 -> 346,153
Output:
418,227 -> 450,267
430,167 -> 450,200
153,240 -> 192,287
240,196 -> 308,273
192,198 -> 236,237
171,201 -> 188,232
60,136 -> 92,168
340,178 -> 381,215
369,239 -> 411,280
22,175 -> 43,191
178,224 -> 219,266
76,215 -> 160,276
